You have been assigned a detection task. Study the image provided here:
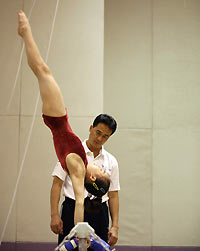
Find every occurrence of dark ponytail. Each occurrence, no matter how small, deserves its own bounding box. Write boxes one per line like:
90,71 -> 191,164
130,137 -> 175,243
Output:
84,196 -> 102,213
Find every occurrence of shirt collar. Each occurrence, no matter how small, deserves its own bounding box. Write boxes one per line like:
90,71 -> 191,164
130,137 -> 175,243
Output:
82,139 -> 106,156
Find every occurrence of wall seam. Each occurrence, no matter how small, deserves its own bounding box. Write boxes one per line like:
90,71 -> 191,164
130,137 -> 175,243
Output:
151,0 -> 155,249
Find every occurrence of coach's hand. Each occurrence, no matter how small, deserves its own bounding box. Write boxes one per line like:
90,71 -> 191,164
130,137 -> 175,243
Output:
50,214 -> 63,234
108,226 -> 118,246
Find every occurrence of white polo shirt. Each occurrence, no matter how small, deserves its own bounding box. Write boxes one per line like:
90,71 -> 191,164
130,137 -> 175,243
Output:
52,140 -> 120,203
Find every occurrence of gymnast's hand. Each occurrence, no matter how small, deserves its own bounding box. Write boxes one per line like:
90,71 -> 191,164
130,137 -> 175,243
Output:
108,226 -> 118,246
50,214 -> 63,235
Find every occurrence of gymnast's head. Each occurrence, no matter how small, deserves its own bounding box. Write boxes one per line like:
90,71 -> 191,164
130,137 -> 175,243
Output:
84,163 -> 110,197
84,163 -> 110,213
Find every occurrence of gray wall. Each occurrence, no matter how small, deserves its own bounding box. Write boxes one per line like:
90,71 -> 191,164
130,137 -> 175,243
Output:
0,0 -> 200,247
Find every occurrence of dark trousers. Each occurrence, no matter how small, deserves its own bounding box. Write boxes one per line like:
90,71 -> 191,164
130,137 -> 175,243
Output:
58,197 -> 109,250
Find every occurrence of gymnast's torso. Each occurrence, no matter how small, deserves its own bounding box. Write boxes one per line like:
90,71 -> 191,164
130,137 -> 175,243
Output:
42,110 -> 88,174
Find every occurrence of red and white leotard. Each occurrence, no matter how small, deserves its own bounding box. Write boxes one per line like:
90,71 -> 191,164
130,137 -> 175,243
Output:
43,110 -> 88,174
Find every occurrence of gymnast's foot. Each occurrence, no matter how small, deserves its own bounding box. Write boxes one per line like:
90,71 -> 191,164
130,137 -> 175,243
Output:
18,10 -> 31,37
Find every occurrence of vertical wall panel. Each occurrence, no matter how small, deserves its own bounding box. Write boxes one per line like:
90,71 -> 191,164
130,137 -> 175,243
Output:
0,0 -> 23,115
0,0 -> 23,242
106,130 -> 152,245
153,129 -> 200,245
0,117 -> 19,242
153,0 -> 200,129
153,0 -> 200,246
104,0 -> 152,129
104,0 -> 153,245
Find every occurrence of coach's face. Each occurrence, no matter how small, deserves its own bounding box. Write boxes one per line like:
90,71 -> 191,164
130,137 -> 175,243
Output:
87,123 -> 112,151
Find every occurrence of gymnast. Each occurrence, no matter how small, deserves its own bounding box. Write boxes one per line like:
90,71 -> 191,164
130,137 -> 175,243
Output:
17,10 -> 110,225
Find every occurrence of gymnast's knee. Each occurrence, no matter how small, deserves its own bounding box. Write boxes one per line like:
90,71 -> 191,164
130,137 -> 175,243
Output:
31,61 -> 51,79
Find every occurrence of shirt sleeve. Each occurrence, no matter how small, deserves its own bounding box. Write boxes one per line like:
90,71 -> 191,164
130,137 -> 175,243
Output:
52,161 -> 67,181
108,156 -> 120,192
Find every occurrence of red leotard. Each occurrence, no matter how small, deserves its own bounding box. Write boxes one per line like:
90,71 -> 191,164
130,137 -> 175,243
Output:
42,111 -> 88,174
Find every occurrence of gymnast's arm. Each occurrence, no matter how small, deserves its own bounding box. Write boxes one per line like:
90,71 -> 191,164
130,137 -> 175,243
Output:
66,154 -> 86,225
50,176 -> 64,234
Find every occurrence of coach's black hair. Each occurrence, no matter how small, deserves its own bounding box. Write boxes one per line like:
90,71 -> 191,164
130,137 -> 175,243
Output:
93,114 -> 117,135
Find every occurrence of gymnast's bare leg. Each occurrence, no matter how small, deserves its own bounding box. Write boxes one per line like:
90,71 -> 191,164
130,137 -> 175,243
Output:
18,10 -> 65,117
17,10 -> 85,224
